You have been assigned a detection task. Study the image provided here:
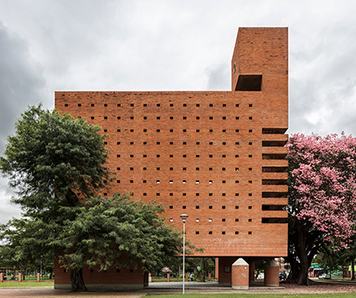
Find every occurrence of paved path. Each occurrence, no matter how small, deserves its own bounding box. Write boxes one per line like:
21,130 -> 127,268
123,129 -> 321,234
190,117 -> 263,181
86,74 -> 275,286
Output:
1,280 -> 356,297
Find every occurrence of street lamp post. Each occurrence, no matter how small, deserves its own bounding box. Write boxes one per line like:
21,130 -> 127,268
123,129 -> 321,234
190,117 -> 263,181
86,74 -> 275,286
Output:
180,214 -> 188,295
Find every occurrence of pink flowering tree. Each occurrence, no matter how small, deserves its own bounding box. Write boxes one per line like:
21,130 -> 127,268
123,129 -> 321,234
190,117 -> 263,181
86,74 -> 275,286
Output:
287,133 -> 356,285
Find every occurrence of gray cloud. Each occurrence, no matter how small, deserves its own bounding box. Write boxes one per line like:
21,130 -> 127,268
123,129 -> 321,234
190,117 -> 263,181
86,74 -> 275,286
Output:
1,0 -> 356,222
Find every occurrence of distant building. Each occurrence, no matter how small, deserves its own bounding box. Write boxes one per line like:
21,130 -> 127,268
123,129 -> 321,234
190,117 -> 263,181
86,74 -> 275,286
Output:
54,27 -> 288,290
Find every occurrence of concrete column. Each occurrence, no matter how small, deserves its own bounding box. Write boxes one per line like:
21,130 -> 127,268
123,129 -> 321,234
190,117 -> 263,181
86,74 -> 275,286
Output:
144,272 -> 149,286
0,272 -> 3,282
249,260 -> 255,281
148,272 -> 152,282
167,273 -> 170,282
37,273 -> 40,282
231,258 -> 249,290
264,260 -> 279,287
208,272 -> 211,281
215,257 -> 219,280
186,273 -> 189,282
18,272 -> 22,282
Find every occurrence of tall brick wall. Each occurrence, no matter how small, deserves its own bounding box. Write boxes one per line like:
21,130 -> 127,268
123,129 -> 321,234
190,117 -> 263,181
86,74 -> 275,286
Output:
55,28 -> 288,261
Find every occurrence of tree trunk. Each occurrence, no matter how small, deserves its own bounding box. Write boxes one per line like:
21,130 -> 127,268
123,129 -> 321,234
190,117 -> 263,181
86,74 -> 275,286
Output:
297,223 -> 309,285
70,268 -> 88,292
351,259 -> 355,280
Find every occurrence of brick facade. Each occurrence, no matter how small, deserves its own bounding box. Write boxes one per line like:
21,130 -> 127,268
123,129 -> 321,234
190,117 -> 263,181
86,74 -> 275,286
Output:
54,27 -> 288,289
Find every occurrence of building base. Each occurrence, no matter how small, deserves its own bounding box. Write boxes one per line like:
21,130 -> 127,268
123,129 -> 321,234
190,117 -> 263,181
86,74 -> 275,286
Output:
54,283 -> 143,291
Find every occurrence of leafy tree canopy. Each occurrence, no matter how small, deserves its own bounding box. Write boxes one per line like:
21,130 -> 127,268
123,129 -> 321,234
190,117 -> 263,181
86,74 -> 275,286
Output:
0,105 -> 184,291
287,133 -> 356,285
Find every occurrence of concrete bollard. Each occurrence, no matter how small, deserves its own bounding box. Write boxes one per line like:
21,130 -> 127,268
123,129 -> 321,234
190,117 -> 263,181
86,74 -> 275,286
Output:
231,258 -> 249,289
208,272 -> 211,281
18,272 -> 22,282
0,272 -> 3,282
264,260 -> 279,287
167,273 -> 170,282
186,273 -> 189,282
37,273 -> 40,282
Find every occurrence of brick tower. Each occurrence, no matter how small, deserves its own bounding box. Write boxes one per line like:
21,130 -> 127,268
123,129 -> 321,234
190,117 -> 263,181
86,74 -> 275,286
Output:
54,27 -> 288,290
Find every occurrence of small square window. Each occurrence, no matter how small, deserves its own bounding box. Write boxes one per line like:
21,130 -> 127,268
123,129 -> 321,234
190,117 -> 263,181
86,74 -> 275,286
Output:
235,231 -> 239,234
222,218 -> 226,222
156,142 -> 160,145
130,167 -> 134,170
196,231 -> 199,234
235,194 -> 239,197
249,193 -> 252,196
170,142 -> 174,145
209,206 -> 213,209
222,104 -> 226,107
236,104 -> 239,107
209,129 -> 213,132
170,167 -> 173,170
117,167 -> 121,170
157,116 -> 160,120
209,155 -> 213,158
143,103 -> 147,107
249,104 -> 253,107
183,129 -> 187,132
65,104 -> 69,107
143,154 -> 147,157
196,155 -> 200,158
91,116 -> 94,120
222,231 -> 226,235
130,154 -> 134,158
170,103 -> 174,107
183,155 -> 186,158
235,180 -> 239,183
117,116 -> 121,120
130,103 -> 134,107
156,167 -> 160,170
209,193 -> 213,196
248,231 -> 252,235
236,129 -> 239,132
222,116 -> 226,120
183,142 -> 187,145
249,155 -> 252,158
183,193 -> 186,196
196,206 -> 199,209
104,116 -> 108,119
209,167 -> 213,171
143,193 -> 147,196
209,116 -> 213,120
157,103 -> 161,107
143,167 -> 147,170
182,206 -> 186,209
169,206 -> 173,209
169,193 -> 173,196
236,116 -> 240,120
222,142 -> 226,145
235,155 -> 239,158
209,231 -> 212,235
170,116 -> 174,119
183,103 -> 187,107
248,206 -> 252,209
130,142 -> 134,145
209,142 -> 213,145
130,117 -> 134,120
156,154 -> 160,158
196,167 -> 200,171
224,266 -> 230,273
117,180 -> 120,183
222,168 -> 226,171
156,129 -> 160,132
222,155 -> 226,158
183,167 -> 186,171
117,104 -> 121,107
222,129 -> 226,132
156,193 -> 160,196
183,116 -> 187,120
170,129 -> 174,132
196,142 -> 200,145
78,104 -> 82,107
104,129 -> 107,132
196,104 -> 200,107
196,116 -> 200,120
249,129 -> 252,133
249,142 -> 252,145
249,117 -> 253,120
117,154 -> 121,158
143,129 -> 147,132
209,104 -> 213,107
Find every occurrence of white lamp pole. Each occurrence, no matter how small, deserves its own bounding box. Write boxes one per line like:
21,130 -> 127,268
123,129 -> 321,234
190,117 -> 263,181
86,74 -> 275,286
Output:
180,214 -> 188,295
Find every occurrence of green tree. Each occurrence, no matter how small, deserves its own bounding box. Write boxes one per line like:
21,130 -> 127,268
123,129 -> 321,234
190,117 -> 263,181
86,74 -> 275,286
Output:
0,105 -> 183,291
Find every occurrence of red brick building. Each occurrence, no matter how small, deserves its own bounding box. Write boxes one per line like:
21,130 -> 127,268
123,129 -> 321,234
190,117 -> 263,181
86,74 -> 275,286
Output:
54,27 -> 288,290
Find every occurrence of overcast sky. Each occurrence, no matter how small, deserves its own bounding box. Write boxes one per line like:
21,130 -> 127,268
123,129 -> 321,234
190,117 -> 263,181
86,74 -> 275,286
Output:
1,0 -> 356,223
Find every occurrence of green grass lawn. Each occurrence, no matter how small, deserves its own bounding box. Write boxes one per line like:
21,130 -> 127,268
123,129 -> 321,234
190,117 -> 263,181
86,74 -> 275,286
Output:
146,294 -> 356,298
0,281 -> 54,287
